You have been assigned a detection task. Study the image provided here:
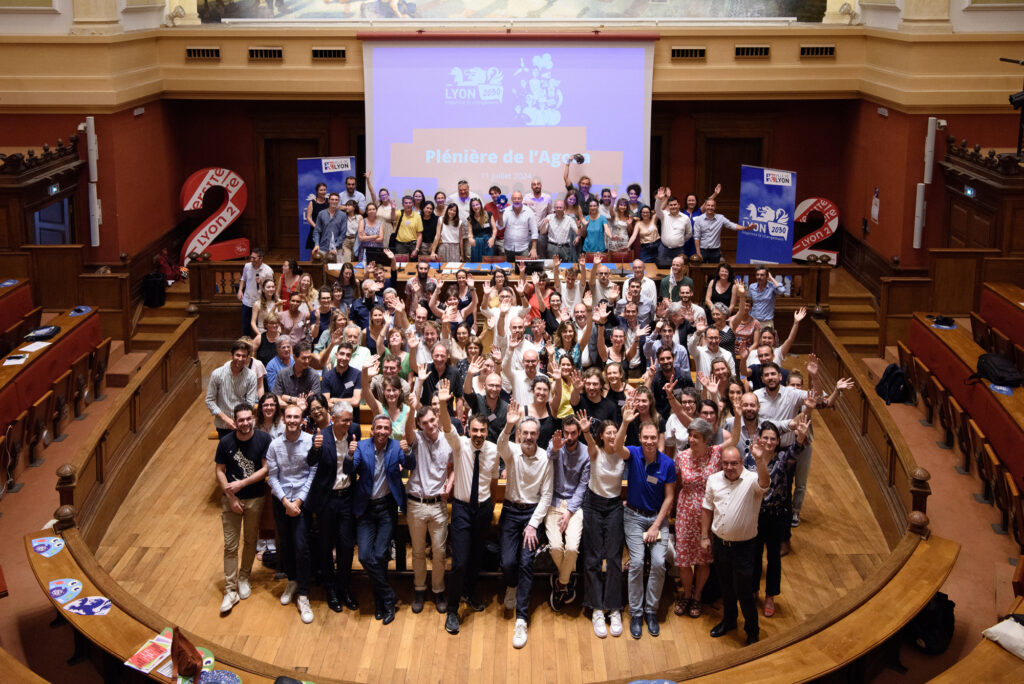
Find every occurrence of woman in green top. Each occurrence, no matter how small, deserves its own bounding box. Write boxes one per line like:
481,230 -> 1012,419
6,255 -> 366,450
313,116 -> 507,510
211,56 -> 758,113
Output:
361,356 -> 409,440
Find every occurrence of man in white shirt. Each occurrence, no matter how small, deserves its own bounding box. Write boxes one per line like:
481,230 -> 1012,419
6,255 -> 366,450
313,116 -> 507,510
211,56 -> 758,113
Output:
495,304 -> 539,393
754,357 -> 820,447
523,177 -> 552,222
237,248 -> 273,337
653,187 -> 692,268
439,381 -> 500,635
339,174 -> 367,213
453,179 -> 481,222
701,443 -> 769,645
499,191 -> 538,259
497,403 -> 555,649
629,260 -> 658,310
404,404 -> 453,615
502,346 -> 547,406
688,318 -> 736,376
541,200 -> 576,261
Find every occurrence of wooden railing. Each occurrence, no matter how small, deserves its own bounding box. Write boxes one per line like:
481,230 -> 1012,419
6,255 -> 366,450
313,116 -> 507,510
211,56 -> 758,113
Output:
78,271 -> 134,351
929,248 -> 1000,315
812,318 -> 930,545
55,318 -> 201,548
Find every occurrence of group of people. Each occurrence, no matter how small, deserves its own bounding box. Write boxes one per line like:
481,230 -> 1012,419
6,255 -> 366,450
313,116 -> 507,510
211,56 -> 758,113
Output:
301,159 -> 757,268
211,180 -> 853,651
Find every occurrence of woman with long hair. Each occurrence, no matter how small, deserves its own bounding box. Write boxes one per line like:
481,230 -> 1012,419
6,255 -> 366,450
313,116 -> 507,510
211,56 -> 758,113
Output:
730,290 -> 762,364
577,411 -> 625,639
342,199 -> 364,261
623,384 -> 658,447
605,197 -> 636,259
709,304 -> 736,357
598,326 -> 638,369
454,269 -> 478,330
297,273 -> 318,313
553,320 -> 583,369
468,197 -> 496,262
753,415 -> 810,618
522,375 -> 560,450
432,202 -> 465,262
361,357 -> 410,440
418,201 -> 439,260
250,277 -> 280,337
357,202 -> 383,262
454,335 -> 482,390
334,263 -> 360,311
634,205 -> 660,263
483,269 -> 508,308
255,314 -> 284,368
581,198 -> 607,257
450,323 -> 472,364
304,393 -> 331,434
704,262 -> 737,316
255,392 -> 285,440
278,259 -> 301,302
380,326 -> 412,379
305,183 -> 329,251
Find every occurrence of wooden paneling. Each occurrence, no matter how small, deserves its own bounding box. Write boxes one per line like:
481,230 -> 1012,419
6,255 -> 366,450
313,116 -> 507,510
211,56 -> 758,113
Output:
839,231 -> 927,302
0,251 -> 30,278
21,244 -> 84,309
878,277 -> 933,356
79,271 -> 131,344
929,247 -> 1001,315
982,257 -> 1024,287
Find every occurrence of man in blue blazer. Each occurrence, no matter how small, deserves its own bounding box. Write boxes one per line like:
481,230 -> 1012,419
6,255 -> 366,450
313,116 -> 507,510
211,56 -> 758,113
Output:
352,413 -> 407,624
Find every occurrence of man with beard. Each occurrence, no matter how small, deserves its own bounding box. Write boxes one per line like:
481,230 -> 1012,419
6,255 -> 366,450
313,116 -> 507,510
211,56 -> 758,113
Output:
438,380 -> 500,635
545,417 -> 590,611
497,401 -> 555,649
462,358 -> 508,444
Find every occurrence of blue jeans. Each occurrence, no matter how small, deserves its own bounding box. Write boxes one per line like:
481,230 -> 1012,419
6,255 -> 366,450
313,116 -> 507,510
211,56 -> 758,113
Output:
356,495 -> 398,610
657,243 -> 683,269
639,241 -> 660,263
470,235 -> 493,262
499,504 -> 539,621
623,506 -> 670,616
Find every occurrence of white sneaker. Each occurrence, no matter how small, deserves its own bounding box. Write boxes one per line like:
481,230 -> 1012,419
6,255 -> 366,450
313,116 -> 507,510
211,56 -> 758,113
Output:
503,586 -> 516,612
592,610 -> 607,638
297,595 -> 314,624
280,580 -> 298,605
220,592 -> 239,614
237,577 -> 251,600
609,611 -> 623,637
512,618 -> 528,649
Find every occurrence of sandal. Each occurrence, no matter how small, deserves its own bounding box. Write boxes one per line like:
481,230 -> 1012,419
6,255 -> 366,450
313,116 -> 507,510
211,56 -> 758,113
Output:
688,598 -> 703,618
674,596 -> 689,616
763,596 -> 775,618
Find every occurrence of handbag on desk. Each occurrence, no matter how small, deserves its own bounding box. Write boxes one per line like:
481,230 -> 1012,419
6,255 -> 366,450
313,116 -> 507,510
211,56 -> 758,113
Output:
24,325 -> 60,342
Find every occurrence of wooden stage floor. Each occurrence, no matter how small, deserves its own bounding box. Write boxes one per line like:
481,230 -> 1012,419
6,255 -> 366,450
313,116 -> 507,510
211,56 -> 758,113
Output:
94,352 -> 890,684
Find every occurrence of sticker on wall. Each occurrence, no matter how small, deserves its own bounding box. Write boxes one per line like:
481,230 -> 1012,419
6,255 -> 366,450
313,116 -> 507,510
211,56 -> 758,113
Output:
64,596 -> 112,616
48,578 -> 83,604
32,536 -> 65,557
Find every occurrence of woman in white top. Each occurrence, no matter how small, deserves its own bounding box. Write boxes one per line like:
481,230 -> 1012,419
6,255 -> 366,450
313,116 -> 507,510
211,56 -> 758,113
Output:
432,203 -> 465,262
250,277 -> 280,336
577,410 -> 626,639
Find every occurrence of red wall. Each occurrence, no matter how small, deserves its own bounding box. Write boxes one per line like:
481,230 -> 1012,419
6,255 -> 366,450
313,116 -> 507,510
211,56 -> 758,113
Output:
839,101 -> 1019,269
3,98 -> 1016,269
0,100 -> 183,262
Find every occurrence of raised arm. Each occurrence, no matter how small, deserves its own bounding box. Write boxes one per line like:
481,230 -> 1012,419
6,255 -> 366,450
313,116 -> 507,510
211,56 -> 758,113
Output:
576,411 -> 599,460
612,402 -> 636,459
779,306 -> 805,360
361,356 -> 382,415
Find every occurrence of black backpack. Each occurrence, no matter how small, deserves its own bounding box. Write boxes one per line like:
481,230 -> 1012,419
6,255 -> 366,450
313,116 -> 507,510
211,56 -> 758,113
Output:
875,363 -> 910,405
968,353 -> 1022,388
906,592 -> 956,654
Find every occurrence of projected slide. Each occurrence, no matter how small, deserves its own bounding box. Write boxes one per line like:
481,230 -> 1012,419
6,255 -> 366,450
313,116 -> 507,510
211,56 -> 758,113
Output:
365,43 -> 652,201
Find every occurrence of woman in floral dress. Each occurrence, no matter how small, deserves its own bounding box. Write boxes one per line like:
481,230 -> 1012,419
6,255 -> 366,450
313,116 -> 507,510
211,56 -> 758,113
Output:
673,416 -> 733,618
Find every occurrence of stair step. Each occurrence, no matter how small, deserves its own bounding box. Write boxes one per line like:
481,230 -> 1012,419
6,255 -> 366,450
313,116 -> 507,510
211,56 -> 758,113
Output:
107,352 -> 148,387
831,293 -> 874,304
131,332 -> 168,351
109,339 -> 126,366
144,300 -> 188,313
829,319 -> 880,333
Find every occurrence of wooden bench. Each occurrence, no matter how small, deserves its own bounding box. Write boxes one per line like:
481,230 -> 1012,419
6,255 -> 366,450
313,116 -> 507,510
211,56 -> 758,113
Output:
25,516 -> 347,684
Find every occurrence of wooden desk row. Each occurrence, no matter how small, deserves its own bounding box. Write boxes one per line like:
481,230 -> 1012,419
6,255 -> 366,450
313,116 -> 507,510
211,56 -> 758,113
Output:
979,282 -> 1024,351
0,278 -> 39,357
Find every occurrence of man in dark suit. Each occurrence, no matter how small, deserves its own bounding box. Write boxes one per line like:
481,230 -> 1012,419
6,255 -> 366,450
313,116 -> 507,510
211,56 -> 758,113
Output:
305,403 -> 361,613
352,413 -> 407,624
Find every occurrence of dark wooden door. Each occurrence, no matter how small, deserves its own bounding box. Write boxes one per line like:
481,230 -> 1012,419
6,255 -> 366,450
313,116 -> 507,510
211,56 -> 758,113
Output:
33,198 -> 71,244
704,137 -> 763,220
265,138 -> 320,253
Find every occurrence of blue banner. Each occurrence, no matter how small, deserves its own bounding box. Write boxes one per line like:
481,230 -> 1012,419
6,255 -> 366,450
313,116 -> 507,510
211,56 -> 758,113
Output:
297,156 -> 357,261
736,165 -> 797,265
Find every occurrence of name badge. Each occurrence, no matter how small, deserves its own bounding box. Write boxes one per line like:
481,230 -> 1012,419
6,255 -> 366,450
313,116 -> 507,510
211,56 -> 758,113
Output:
344,381 -> 354,389
488,413 -> 497,421
618,400 -> 626,407
647,475 -> 659,484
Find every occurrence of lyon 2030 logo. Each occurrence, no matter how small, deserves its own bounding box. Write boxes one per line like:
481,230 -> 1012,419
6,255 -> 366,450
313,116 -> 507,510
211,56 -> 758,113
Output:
446,66 -> 504,104
745,204 -> 791,239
